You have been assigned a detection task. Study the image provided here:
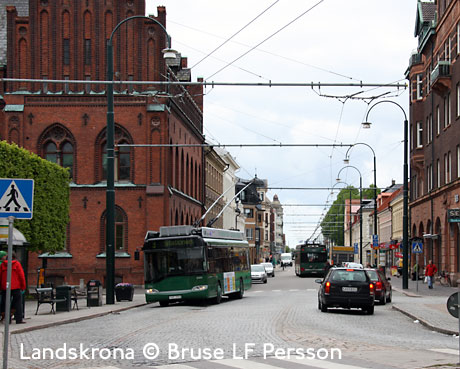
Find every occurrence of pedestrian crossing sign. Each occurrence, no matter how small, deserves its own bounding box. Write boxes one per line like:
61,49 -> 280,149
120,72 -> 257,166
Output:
411,241 -> 423,254
0,179 -> 34,219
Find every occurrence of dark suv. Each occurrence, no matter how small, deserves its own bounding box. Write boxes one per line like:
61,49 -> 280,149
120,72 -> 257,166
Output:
316,268 -> 375,315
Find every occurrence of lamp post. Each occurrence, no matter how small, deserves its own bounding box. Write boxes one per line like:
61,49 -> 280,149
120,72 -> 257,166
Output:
106,16 -> 177,304
344,143 -> 377,265
337,166 -> 362,264
362,100 -> 409,289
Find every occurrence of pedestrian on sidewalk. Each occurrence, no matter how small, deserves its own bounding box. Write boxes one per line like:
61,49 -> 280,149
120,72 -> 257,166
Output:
0,252 -> 26,324
425,260 -> 437,289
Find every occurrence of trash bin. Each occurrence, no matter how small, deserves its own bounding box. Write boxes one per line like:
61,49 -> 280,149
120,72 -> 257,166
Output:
115,283 -> 134,302
87,280 -> 102,307
56,285 -> 72,312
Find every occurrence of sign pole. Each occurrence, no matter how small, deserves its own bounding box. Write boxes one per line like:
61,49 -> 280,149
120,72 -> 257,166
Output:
2,216 -> 14,369
416,253 -> 419,292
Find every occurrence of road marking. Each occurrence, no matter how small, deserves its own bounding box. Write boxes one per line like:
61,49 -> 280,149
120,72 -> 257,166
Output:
154,364 -> 198,369
152,357 -> 371,369
288,289 -> 299,292
306,289 -> 317,292
284,357 -> 365,369
429,348 -> 459,356
212,358 -> 285,369
253,291 -> 263,293
272,289 -> 281,292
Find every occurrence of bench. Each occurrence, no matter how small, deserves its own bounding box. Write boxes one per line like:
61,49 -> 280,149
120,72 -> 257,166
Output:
35,287 -> 66,315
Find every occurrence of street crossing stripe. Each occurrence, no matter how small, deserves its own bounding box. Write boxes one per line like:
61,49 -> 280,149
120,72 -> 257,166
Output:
285,356 -> 369,369
429,348 -> 459,356
153,357 -> 372,369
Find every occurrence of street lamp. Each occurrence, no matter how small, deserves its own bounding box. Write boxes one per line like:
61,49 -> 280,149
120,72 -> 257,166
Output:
106,16 -> 177,304
362,100 -> 409,289
344,143 -> 377,265
337,165 -> 362,264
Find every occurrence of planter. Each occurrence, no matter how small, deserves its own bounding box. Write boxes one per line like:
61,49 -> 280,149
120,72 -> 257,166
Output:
115,284 -> 134,302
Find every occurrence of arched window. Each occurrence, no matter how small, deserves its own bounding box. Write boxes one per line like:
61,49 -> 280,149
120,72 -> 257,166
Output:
39,124 -> 75,179
101,207 -> 128,252
97,125 -> 132,182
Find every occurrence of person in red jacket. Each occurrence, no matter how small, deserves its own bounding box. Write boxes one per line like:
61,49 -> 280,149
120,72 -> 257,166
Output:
0,252 -> 26,324
425,260 -> 438,289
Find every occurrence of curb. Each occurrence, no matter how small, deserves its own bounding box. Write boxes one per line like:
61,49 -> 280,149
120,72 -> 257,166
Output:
392,304 -> 457,336
392,287 -> 422,298
11,302 -> 147,334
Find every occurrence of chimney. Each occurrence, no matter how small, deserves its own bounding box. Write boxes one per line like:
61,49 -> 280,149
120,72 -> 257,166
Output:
392,179 -> 395,186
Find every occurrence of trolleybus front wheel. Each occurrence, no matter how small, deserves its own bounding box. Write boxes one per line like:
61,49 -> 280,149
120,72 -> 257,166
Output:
214,283 -> 222,304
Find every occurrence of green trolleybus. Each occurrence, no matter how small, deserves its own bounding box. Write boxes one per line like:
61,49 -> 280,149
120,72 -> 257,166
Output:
143,226 -> 251,306
294,242 -> 328,277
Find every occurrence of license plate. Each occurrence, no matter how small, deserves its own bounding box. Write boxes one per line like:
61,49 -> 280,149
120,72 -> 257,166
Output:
342,287 -> 357,292
169,295 -> 182,300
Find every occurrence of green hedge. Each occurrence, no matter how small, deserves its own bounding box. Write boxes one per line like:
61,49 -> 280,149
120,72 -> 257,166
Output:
0,141 -> 70,253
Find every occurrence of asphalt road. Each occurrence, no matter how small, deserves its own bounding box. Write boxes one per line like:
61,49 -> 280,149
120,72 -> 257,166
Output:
8,266 -> 459,369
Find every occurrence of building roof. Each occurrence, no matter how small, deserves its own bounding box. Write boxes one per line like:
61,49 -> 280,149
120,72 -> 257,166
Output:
414,0 -> 436,37
0,1 -> 29,66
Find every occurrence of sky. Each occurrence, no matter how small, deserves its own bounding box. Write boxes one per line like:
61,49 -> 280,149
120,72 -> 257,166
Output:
145,0 -> 418,247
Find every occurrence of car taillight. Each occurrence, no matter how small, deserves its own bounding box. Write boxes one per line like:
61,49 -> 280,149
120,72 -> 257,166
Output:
325,281 -> 331,294
376,281 -> 382,291
369,283 -> 374,295
301,267 -> 305,272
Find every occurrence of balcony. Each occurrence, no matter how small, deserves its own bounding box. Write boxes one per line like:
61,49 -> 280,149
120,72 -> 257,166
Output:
408,52 -> 422,68
430,61 -> 451,95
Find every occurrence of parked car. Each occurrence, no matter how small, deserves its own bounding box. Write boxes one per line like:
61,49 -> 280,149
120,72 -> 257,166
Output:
262,262 -> 275,277
316,267 -> 375,315
343,262 -> 364,269
364,268 -> 392,305
251,264 -> 268,283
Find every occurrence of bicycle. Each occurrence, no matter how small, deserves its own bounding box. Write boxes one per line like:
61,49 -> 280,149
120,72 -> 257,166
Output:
436,271 -> 451,287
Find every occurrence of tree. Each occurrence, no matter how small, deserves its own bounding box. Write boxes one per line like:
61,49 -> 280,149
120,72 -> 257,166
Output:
0,141 -> 70,253
321,185 -> 381,246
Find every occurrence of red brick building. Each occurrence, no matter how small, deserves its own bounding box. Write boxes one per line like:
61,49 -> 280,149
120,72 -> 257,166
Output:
0,1 -> 204,286
407,0 -> 460,281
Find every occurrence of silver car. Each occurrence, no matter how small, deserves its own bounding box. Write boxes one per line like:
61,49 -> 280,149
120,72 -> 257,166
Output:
261,262 -> 275,277
251,264 -> 268,283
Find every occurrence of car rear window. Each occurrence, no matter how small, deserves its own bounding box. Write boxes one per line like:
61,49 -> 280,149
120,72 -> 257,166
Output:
366,270 -> 379,281
330,270 -> 367,282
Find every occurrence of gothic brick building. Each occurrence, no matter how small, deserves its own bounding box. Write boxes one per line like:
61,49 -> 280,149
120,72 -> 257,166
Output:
0,1 -> 204,286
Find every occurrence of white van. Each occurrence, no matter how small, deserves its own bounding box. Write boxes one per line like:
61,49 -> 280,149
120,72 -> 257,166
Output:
280,253 -> 293,267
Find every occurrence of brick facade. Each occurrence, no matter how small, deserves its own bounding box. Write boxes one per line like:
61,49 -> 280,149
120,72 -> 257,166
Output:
0,1 -> 204,286
407,0 -> 460,281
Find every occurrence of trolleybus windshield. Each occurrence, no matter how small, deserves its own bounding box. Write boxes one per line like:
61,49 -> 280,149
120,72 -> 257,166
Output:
144,237 -> 206,283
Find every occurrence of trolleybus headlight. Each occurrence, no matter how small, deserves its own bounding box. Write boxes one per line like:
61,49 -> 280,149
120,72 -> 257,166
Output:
146,288 -> 159,294
192,285 -> 208,291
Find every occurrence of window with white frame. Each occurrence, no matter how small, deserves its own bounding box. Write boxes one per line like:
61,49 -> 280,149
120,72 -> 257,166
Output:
445,154 -> 448,184
436,106 -> 440,135
449,151 -> 452,182
426,115 -> 432,144
437,159 -> 440,187
457,145 -> 460,178
416,121 -> 423,148
458,23 -> 460,55
457,83 -> 460,117
245,228 -> 253,240
447,92 -> 451,125
427,164 -> 433,192
416,74 -> 423,100
444,97 -> 448,127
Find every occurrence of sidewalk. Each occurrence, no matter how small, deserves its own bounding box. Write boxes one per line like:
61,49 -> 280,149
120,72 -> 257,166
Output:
392,277 -> 460,335
5,288 -> 146,334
